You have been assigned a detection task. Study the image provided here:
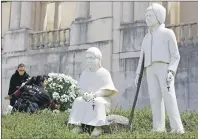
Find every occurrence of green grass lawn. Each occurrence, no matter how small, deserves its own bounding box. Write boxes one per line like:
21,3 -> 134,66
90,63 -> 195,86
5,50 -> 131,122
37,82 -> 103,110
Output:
2,107 -> 198,139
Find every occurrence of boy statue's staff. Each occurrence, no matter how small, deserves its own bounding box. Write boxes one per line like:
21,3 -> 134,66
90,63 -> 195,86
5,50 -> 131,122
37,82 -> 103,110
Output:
128,53 -> 145,130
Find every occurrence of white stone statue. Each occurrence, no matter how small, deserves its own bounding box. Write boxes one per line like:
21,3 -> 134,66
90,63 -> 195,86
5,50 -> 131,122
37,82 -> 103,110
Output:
68,47 -> 118,137
135,3 -> 184,134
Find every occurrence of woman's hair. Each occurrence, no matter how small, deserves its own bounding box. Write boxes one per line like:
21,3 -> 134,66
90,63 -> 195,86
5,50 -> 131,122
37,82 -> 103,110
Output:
35,76 -> 44,86
27,75 -> 48,86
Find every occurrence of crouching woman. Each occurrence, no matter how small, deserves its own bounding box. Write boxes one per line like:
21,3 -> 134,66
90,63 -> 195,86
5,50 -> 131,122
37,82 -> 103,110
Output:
5,75 -> 59,113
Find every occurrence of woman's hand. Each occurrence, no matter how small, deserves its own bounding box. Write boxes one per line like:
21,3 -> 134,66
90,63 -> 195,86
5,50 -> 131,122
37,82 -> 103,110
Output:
55,104 -> 61,110
4,95 -> 11,100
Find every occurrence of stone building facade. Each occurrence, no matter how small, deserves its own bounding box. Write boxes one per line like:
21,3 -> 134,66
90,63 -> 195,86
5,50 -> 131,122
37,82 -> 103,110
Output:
1,2 -> 198,112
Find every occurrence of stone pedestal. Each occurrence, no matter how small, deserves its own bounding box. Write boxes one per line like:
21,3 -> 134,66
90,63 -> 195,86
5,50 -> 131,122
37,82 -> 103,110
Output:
3,28 -> 31,53
70,23 -> 79,45
10,2 -> 21,30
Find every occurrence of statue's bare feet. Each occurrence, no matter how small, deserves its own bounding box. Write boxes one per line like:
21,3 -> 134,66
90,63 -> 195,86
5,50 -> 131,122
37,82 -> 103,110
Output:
170,129 -> 184,134
151,128 -> 166,133
71,126 -> 82,134
90,127 -> 102,137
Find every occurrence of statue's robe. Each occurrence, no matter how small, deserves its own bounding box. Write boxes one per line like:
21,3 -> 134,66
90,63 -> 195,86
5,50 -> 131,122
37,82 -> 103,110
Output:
68,67 -> 118,126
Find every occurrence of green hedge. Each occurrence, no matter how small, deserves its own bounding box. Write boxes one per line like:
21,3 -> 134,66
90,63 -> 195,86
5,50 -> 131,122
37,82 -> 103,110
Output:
2,107 -> 198,139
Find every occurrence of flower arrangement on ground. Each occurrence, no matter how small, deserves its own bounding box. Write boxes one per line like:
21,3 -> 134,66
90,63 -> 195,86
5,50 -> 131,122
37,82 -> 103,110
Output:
46,73 -> 78,111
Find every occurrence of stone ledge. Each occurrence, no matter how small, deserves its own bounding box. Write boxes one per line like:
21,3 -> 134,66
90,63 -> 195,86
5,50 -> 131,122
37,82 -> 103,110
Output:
2,40 -> 112,58
112,51 -> 141,59
72,16 -> 113,24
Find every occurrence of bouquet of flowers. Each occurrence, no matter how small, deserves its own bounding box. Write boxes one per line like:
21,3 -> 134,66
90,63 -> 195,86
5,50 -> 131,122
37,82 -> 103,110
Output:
45,73 -> 78,111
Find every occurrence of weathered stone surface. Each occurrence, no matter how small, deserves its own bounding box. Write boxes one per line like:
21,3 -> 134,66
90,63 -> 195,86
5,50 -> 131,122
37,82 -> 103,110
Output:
87,18 -> 112,43
122,22 -> 147,52
134,2 -> 149,21
74,2 -> 89,20
189,82 -> 198,99
188,99 -> 198,111
3,28 -> 31,52
10,2 -> 21,30
113,2 -> 121,30
107,114 -> 129,125
90,2 -> 112,20
20,2 -> 33,29
177,98 -> 187,112
122,2 -> 134,23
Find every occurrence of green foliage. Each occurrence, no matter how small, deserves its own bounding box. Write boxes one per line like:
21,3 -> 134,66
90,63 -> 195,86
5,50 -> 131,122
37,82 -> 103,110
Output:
2,107 -> 198,139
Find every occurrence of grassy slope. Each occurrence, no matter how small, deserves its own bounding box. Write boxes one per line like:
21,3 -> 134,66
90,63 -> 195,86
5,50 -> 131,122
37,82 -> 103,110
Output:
2,107 -> 198,139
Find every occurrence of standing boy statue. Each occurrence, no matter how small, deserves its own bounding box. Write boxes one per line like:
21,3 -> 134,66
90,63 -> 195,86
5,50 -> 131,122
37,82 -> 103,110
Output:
135,3 -> 184,134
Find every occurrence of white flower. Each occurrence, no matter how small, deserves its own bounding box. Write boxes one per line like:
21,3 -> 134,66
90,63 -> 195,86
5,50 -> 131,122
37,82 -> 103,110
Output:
47,78 -> 53,82
52,92 -> 60,100
61,94 -> 67,98
46,72 -> 78,111
60,96 -> 67,102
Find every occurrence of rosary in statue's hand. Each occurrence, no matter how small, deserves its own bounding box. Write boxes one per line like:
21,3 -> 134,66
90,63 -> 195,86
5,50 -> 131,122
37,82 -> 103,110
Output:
82,92 -> 96,110
166,70 -> 174,91
82,92 -> 90,101
82,92 -> 96,102
166,71 -> 174,82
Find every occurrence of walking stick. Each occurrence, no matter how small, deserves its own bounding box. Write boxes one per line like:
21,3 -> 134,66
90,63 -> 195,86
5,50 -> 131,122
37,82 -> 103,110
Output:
128,54 -> 145,131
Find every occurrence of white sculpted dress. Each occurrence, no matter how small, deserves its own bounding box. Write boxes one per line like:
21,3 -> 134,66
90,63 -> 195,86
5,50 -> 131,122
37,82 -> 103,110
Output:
68,67 -> 118,126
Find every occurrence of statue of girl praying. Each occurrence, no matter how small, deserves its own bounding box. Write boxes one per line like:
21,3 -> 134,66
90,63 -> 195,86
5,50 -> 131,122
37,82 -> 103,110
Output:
68,47 -> 118,137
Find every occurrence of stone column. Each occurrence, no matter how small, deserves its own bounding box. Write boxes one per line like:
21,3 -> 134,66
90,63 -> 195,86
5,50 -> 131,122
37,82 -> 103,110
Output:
134,2 -> 149,21
34,2 -> 41,31
40,2 -> 47,31
74,2 -> 90,20
122,2 -> 134,23
169,2 -> 180,25
20,2 -> 33,29
162,1 -> 170,24
54,2 -> 60,29
10,2 -> 21,30
70,2 -> 90,45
